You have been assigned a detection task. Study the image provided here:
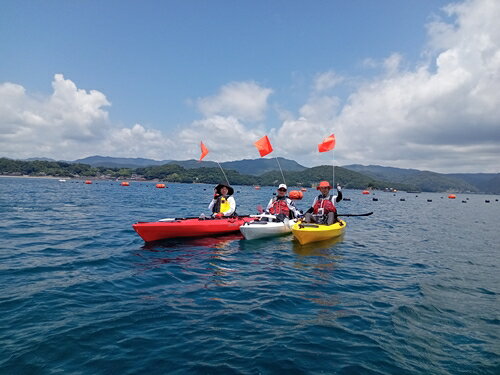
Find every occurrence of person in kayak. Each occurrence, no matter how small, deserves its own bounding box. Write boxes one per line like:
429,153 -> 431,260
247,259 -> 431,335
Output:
209,183 -> 236,218
304,181 -> 342,225
265,183 -> 301,221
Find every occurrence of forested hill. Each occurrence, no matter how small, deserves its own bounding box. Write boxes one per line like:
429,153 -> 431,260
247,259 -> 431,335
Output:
71,156 -> 306,175
0,158 -> 401,190
1,158 -> 498,193
343,164 -> 499,194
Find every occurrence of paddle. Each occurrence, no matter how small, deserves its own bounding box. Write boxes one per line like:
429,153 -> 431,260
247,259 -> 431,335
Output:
159,215 -> 252,221
336,212 -> 373,217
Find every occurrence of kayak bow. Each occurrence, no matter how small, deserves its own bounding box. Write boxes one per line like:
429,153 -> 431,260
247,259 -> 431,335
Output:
240,213 -> 297,240
133,217 -> 254,242
291,220 -> 346,245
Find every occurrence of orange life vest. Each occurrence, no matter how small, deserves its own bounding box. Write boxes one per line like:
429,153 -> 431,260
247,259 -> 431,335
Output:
313,195 -> 336,214
269,198 -> 290,216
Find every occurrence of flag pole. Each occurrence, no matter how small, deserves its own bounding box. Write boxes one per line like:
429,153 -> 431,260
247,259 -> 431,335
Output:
332,150 -> 335,187
275,157 -> 286,185
216,161 -> 231,187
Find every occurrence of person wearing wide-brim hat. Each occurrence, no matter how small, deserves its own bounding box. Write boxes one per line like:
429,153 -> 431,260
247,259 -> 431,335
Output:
208,183 -> 236,218
304,180 -> 342,225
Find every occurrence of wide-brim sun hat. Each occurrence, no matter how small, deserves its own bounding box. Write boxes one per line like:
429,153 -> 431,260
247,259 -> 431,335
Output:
215,183 -> 234,196
316,181 -> 333,190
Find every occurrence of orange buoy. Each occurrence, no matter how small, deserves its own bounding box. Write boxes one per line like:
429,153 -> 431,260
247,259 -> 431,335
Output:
362,190 -> 370,195
289,190 -> 303,200
300,188 -> 307,192
120,181 -> 130,186
156,183 -> 166,189
84,180 -> 92,184
254,186 -> 261,190
448,194 -> 456,199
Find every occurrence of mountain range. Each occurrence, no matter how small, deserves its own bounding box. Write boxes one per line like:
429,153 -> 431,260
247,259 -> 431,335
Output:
12,156 -> 500,194
342,164 -> 500,194
73,155 -> 307,176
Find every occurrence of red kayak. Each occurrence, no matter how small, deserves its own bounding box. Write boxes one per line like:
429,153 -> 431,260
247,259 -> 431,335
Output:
133,216 -> 255,242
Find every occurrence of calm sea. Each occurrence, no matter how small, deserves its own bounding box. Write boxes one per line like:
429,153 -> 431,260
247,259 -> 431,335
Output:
0,177 -> 498,374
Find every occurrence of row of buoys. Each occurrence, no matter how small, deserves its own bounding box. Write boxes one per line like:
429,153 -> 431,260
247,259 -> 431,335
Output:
77,182 -> 500,199
365,196 -> 495,203
83,180 -> 168,188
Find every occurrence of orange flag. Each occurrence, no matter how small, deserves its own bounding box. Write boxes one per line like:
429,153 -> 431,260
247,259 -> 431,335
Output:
254,135 -> 273,157
318,134 -> 336,152
199,141 -> 209,161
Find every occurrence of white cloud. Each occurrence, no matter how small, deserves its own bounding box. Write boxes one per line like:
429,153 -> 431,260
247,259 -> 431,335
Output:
313,71 -> 344,92
196,81 -> 273,122
276,0 -> 500,172
0,74 -> 174,161
270,96 -> 340,161
178,115 -> 265,161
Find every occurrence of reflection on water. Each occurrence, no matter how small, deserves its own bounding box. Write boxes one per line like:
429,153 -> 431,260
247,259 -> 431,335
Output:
292,233 -> 345,255
134,234 -> 246,287
140,233 -> 244,250
292,234 -> 345,271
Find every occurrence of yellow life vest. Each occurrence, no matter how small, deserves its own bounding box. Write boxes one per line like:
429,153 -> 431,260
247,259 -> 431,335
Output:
219,197 -> 231,213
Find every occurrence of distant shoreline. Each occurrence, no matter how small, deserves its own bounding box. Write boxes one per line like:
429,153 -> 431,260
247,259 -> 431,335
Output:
0,175 -> 151,182
1,174 -> 499,197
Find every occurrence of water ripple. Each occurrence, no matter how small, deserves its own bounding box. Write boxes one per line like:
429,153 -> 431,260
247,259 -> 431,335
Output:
0,178 -> 499,374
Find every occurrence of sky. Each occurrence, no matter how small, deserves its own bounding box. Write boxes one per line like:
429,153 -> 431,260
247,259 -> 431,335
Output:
1,0 -> 499,173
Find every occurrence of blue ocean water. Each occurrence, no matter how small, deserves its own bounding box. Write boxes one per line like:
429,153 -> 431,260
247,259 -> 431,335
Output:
0,177 -> 498,374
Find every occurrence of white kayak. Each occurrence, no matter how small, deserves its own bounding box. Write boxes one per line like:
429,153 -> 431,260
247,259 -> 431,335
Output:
240,213 -> 297,240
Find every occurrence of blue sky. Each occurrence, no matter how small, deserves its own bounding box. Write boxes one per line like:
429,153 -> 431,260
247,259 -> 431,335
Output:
1,0 -> 499,173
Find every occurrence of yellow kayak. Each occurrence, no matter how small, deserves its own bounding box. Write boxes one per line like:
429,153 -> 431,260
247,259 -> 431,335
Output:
292,220 -> 346,245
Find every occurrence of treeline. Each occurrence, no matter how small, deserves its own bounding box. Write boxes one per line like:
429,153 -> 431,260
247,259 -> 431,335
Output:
0,158 -> 132,178
0,158 -> 416,191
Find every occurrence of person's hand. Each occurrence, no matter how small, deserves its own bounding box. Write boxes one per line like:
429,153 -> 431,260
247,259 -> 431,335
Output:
214,212 -> 223,219
213,193 -> 221,199
336,184 -> 341,191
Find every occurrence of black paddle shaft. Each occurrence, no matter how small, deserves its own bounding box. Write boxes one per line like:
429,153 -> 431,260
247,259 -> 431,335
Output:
336,212 -> 373,217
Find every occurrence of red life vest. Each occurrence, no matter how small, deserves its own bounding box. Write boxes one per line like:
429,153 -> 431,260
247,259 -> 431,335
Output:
269,198 -> 290,216
313,195 -> 337,214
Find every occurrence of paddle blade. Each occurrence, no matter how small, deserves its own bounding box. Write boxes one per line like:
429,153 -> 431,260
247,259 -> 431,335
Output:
318,134 -> 336,152
254,135 -> 273,157
256,204 -> 264,214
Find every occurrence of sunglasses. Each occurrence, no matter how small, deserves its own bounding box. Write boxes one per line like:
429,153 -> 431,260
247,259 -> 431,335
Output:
278,188 -> 287,192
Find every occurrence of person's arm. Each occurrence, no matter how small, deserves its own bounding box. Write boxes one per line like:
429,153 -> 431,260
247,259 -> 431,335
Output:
287,198 -> 301,217
208,199 -> 216,210
305,197 -> 317,214
265,198 -> 274,212
223,196 -> 236,216
335,185 -> 342,202
209,191 -> 220,210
